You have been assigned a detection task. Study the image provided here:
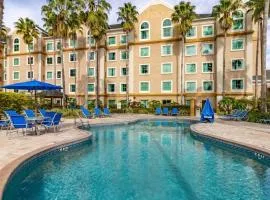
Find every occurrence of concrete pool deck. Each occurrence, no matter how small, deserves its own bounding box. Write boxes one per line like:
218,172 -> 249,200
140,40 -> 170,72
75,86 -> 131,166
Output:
0,114 -> 270,198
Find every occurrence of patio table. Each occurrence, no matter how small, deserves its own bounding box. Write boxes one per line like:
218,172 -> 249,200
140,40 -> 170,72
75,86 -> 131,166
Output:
26,117 -> 45,135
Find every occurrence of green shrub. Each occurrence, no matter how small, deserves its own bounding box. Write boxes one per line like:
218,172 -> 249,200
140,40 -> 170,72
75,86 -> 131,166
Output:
218,97 -> 254,114
247,110 -> 270,123
51,108 -> 80,118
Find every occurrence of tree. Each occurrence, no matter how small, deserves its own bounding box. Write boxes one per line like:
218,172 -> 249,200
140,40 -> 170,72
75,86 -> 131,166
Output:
171,1 -> 196,104
0,0 -> 3,29
212,0 -> 242,98
117,2 -> 138,106
15,18 -> 39,81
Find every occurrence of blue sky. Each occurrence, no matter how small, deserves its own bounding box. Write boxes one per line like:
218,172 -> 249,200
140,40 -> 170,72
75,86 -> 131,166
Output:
4,0 -> 270,66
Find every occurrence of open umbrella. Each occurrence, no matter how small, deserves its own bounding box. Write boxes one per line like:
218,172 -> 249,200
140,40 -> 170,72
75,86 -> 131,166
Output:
200,98 -> 214,123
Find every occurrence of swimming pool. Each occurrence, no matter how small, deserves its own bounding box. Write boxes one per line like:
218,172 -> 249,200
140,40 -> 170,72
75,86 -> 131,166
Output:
3,120 -> 270,200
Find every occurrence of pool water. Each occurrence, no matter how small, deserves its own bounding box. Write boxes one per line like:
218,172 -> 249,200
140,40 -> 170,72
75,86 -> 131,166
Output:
3,120 -> 270,200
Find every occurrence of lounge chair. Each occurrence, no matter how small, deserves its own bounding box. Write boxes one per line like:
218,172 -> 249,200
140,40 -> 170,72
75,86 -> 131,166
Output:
155,108 -> 162,115
4,110 -> 20,119
42,113 -> 62,132
80,106 -> 92,118
0,120 -> 9,130
220,110 -> 241,120
8,115 -> 35,135
171,108 -> 179,116
39,109 -> 47,118
162,107 -> 169,116
24,109 -> 36,118
231,111 -> 248,121
103,107 -> 111,117
94,107 -> 102,117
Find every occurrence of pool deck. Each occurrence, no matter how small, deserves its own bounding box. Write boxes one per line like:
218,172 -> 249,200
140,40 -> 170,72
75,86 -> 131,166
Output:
0,114 -> 270,198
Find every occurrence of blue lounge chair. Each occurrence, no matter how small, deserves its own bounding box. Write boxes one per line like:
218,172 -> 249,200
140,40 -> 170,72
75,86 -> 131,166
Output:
9,115 -> 35,135
94,107 -> 102,117
24,109 -> 36,118
162,107 -> 169,116
155,108 -> 162,115
231,111 -> 248,121
4,110 -> 20,119
171,108 -> 179,116
220,110 -> 241,120
103,107 -> 111,117
42,113 -> 62,132
0,120 -> 9,130
80,106 -> 92,118
39,109 -> 47,118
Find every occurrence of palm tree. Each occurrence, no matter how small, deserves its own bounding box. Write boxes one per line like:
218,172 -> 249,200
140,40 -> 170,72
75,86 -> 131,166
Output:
15,18 -> 39,81
212,0 -> 242,98
117,2 -> 138,106
0,0 -> 4,29
171,1 -> 196,104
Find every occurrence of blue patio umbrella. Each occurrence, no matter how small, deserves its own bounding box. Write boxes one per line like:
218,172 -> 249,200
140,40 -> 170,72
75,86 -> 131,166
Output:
200,98 -> 214,123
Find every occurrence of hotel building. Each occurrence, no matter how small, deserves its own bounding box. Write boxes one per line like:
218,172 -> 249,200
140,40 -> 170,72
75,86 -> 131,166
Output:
0,1 -> 262,108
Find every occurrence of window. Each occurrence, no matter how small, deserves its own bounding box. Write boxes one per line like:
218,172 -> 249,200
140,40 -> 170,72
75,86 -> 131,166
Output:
88,67 -> 95,77
120,51 -> 128,60
120,83 -> 127,93
141,100 -> 149,108
13,58 -> 20,66
56,41 -> 61,50
162,81 -> 172,92
162,100 -> 171,105
4,73 -> 6,81
57,56 -> 62,64
87,31 -> 95,45
108,100 -> 116,107
232,10 -> 244,31
140,81 -> 150,93
161,63 -> 172,74
185,63 -> 197,74
88,83 -> 95,93
186,26 -> 196,38
121,67 -> 127,76
232,59 -> 244,70
107,68 -> 116,77
121,35 -> 127,44
28,42 -> 34,52
202,62 -> 213,73
108,52 -> 116,61
232,38 -> 244,51
202,25 -> 214,37
162,19 -> 172,38
108,36 -> 116,46
202,43 -> 214,55
13,38 -> 20,52
70,84 -> 76,92
27,71 -> 33,79
57,71 -> 61,79
88,52 -> 95,61
46,57 -> 53,65
69,53 -> 77,62
69,69 -> 76,77
27,57 -> 34,65
232,79 -> 244,90
140,64 -> 149,75
140,47 -> 150,57
46,71 -> 53,80
186,81 -> 197,92
46,41 -> 53,51
69,39 -> 77,48
161,45 -> 172,56
203,81 -> 213,91
185,45 -> 197,56
140,22 -> 150,40
107,84 -> 115,93
13,72 -> 20,80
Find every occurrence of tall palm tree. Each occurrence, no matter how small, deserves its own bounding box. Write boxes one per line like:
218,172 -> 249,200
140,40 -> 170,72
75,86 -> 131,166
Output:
212,0 -> 242,98
15,18 -> 39,81
0,0 -> 4,29
117,2 -> 138,106
171,1 -> 196,104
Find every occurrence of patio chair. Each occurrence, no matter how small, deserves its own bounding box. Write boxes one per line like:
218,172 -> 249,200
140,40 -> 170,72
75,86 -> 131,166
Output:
24,109 -> 36,118
39,109 -> 47,118
220,110 -> 241,120
94,107 -> 103,117
0,120 -> 9,130
103,107 -> 111,117
8,115 -> 35,135
80,106 -> 92,118
231,111 -> 248,121
42,113 -> 62,132
155,108 -> 162,115
171,108 -> 179,116
162,107 -> 169,116
4,110 -> 20,119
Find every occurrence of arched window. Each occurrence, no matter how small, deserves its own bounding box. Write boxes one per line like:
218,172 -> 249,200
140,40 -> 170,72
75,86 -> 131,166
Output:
140,22 -> 150,40
13,38 -> 20,52
87,31 -> 95,45
162,19 -> 172,38
232,10 -> 244,31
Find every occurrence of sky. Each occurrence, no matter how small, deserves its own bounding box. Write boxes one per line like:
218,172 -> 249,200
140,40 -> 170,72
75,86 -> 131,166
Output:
3,0 -> 270,66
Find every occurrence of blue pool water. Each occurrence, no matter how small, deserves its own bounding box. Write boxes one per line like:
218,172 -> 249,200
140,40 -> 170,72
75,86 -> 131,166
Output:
3,120 -> 270,200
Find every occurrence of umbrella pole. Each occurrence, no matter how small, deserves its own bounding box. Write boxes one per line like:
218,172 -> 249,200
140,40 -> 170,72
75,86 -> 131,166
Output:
34,90 -> 37,114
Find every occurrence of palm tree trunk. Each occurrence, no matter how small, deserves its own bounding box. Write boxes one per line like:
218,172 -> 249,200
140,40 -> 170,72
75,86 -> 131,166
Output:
73,37 -> 77,104
222,31 -> 227,97
180,37 -> 184,105
29,49 -> 32,81
0,0 -> 3,28
61,38 -> 66,108
255,22 -> 260,108
84,31 -> 92,106
261,0 -> 270,112
125,31 -> 129,106
53,37 -> 56,85
95,42 -> 99,108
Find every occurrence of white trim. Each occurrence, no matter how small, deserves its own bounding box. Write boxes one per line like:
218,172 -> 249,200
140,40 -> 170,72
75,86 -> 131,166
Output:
69,52 -> 78,62
185,80 -> 197,93
87,67 -> 95,77
139,21 -> 150,41
139,46 -> 151,57
139,81 -> 150,93
107,67 -> 117,77
120,50 -> 128,60
185,63 -> 197,74
202,24 -> 215,37
120,67 -> 127,76
12,71 -> 20,80
107,83 -> 116,93
46,40 -> 54,52
161,18 -> 173,39
202,80 -> 214,92
56,70 -> 62,79
202,62 -> 214,73
185,44 -> 197,56
231,38 -> 245,51
13,38 -> 20,53
26,56 -> 34,65
201,42 -> 215,56
46,56 -> 54,65
161,62 -> 173,74
186,26 -> 197,39
119,82 -> 127,94
107,35 -> 117,46
26,71 -> 34,80
69,68 -> 76,78
231,78 -> 245,91
107,51 -> 117,61
231,58 -> 245,71
161,44 -> 173,56
139,64 -> 150,75
13,57 -> 20,66
69,84 -> 76,93
46,71 -> 54,80
87,82 -> 95,94
161,80 -> 173,93
231,9 -> 245,32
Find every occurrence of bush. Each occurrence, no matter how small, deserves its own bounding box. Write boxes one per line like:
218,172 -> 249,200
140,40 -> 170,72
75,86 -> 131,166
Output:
218,97 -> 254,114
247,110 -> 270,123
0,92 -> 34,118
51,108 -> 80,118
